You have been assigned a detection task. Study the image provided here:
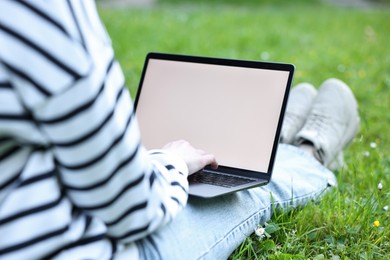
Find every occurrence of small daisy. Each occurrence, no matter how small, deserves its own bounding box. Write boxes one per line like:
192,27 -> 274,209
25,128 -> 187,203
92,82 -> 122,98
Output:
370,142 -> 377,149
260,51 -> 270,60
383,205 -> 388,211
255,226 -> 266,239
378,182 -> 383,191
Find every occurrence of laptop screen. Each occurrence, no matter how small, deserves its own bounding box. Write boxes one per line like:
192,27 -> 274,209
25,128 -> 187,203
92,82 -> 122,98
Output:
135,54 -> 293,174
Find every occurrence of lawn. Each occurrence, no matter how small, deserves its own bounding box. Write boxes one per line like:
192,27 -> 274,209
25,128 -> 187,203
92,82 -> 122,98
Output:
99,0 -> 390,258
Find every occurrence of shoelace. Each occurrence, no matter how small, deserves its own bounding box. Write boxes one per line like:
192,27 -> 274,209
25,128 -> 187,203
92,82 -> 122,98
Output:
304,112 -> 332,135
302,112 -> 336,163
283,112 -> 301,127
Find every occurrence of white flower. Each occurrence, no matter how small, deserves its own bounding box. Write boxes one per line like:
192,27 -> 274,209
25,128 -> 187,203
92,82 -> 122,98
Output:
255,226 -> 265,239
370,142 -> 377,149
377,182 -> 383,191
363,151 -> 370,157
260,52 -> 270,60
383,205 -> 388,211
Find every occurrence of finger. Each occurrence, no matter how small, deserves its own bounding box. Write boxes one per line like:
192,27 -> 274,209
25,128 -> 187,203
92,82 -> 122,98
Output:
203,154 -> 218,169
196,149 -> 207,155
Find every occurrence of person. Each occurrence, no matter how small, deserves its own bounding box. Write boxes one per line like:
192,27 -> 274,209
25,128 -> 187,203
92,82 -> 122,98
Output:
0,1 -> 359,259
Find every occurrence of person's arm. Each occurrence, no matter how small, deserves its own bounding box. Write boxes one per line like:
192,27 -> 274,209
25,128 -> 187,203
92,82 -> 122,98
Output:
0,0 -> 216,244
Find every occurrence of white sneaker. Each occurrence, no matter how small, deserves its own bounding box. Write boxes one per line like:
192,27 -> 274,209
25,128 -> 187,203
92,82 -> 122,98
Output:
280,83 -> 317,144
295,78 -> 360,170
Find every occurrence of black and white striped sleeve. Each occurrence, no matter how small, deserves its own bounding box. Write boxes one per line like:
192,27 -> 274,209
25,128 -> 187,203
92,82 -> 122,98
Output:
0,0 -> 189,245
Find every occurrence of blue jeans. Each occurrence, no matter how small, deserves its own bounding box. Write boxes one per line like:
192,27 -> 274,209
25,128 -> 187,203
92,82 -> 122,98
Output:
133,144 -> 336,259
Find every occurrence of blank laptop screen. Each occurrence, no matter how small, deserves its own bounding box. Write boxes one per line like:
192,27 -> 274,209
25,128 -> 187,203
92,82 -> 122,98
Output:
136,58 -> 290,173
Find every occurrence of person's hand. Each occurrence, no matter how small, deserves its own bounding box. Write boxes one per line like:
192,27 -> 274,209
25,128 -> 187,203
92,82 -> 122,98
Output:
162,140 -> 218,175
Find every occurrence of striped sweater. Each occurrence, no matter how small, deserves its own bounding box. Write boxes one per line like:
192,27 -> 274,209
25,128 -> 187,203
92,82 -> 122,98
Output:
0,0 -> 189,259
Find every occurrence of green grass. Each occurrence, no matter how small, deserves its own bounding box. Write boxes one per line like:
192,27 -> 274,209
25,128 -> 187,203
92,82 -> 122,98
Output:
99,1 -> 390,258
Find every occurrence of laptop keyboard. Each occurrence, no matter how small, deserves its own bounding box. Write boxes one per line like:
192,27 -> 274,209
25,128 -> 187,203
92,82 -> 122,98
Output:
188,171 -> 256,188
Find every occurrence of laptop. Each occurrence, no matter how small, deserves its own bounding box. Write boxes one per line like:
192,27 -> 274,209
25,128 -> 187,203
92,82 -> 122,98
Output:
134,52 -> 294,198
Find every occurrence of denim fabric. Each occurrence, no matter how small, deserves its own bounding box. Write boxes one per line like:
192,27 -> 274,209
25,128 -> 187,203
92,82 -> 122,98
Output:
134,144 -> 336,260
